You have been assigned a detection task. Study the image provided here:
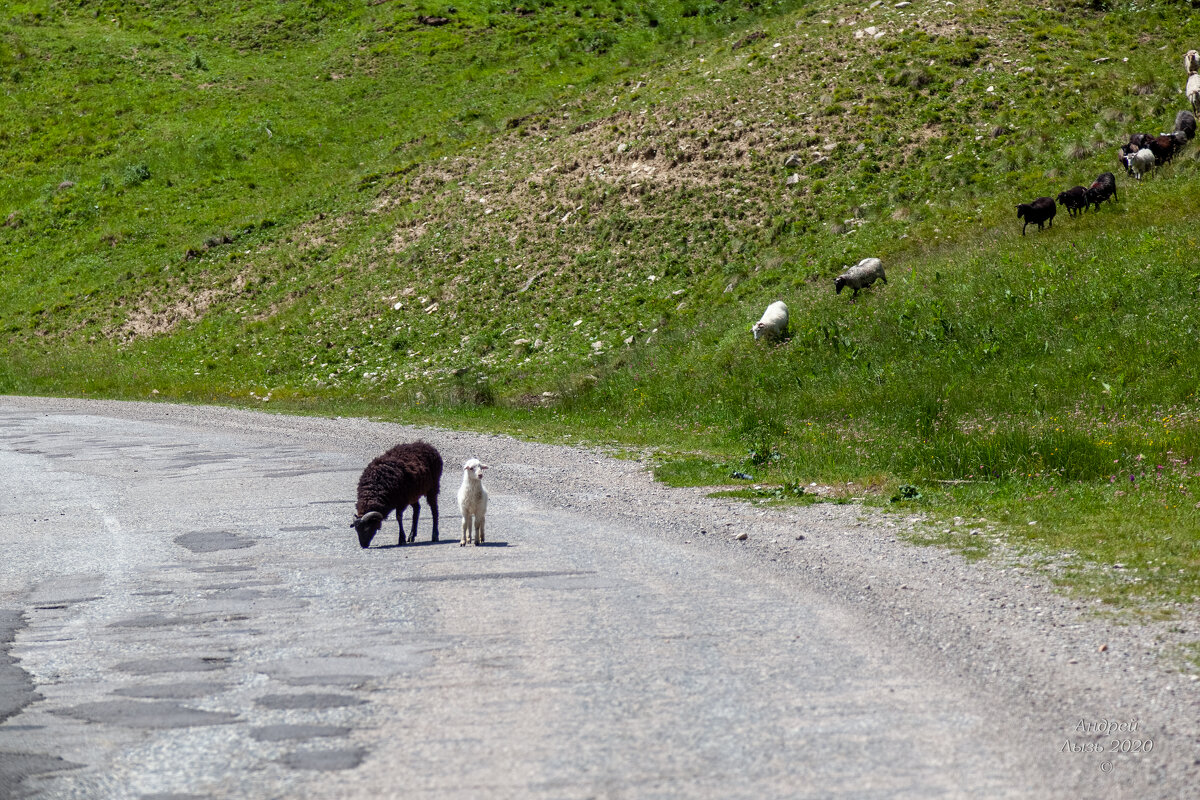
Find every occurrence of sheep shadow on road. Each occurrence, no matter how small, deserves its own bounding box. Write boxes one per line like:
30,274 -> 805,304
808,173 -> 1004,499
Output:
372,540 -> 509,549
372,539 -> 458,549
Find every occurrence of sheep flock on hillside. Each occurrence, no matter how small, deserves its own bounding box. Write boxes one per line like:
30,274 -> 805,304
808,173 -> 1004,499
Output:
1016,48 -> 1200,233
753,48 -> 1197,338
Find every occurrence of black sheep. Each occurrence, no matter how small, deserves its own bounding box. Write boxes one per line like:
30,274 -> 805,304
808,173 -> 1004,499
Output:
351,441 -> 443,548
1016,197 -> 1056,235
1085,172 -> 1118,211
1127,132 -> 1154,150
1145,135 -> 1178,166
1056,186 -> 1089,217
1175,110 -> 1196,141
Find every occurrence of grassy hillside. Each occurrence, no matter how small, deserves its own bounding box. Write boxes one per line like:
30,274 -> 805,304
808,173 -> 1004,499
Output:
2,0 -> 1199,611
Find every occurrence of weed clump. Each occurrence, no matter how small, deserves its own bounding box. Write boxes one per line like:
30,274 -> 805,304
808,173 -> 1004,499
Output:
122,164 -> 151,187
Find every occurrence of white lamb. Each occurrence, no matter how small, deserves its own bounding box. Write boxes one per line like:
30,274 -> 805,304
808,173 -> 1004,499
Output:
751,300 -> 789,341
1187,73 -> 1200,114
456,458 -> 489,546
1185,49 -> 1200,75
1123,148 -> 1155,180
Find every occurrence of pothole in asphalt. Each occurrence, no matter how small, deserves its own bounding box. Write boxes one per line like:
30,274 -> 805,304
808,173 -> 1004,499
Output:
114,656 -> 230,675
263,469 -> 358,479
108,614 -> 230,629
112,682 -> 227,700
404,569 -> 596,584
0,752 -> 83,785
250,724 -> 351,742
255,693 -> 366,710
182,596 -> 305,616
174,530 -> 256,553
52,700 -> 239,728
266,654 -> 422,687
32,597 -> 102,610
276,748 -> 367,771
197,580 -> 280,590
170,454 -> 235,469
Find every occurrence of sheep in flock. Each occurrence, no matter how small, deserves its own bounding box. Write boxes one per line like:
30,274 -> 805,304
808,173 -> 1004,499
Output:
1016,197 -> 1056,235
1174,110 -> 1196,141
1056,186 -> 1089,217
834,258 -> 887,297
1123,148 -> 1156,180
751,300 -> 790,340
1085,172 -> 1118,211
1146,134 -> 1181,165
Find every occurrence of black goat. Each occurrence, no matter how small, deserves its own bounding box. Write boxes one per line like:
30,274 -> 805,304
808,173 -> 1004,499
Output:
351,441 -> 443,548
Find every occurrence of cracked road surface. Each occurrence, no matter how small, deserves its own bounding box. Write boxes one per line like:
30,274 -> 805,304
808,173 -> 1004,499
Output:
1,397 -> 1198,798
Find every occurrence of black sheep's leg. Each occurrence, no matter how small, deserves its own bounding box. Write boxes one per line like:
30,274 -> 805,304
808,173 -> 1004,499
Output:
396,507 -> 406,545
428,492 -> 439,542
408,502 -> 419,543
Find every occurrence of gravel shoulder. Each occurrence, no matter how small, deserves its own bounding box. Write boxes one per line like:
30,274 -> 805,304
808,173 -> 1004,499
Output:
1,395 -> 1198,797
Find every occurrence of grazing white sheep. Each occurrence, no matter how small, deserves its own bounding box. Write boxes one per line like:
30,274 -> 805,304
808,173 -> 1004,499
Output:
1185,49 -> 1200,75
1187,73 -> 1200,114
456,458 -> 489,547
1123,148 -> 1156,180
835,257 -> 887,296
751,300 -> 789,341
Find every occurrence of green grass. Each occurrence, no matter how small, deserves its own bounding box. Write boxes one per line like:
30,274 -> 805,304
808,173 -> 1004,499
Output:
2,0 -> 1200,613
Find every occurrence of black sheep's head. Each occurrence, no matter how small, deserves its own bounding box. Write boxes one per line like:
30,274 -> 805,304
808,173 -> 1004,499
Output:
834,277 -> 846,294
351,511 -> 385,548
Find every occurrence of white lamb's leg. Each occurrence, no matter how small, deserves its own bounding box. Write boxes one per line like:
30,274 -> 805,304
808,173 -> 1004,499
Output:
476,516 -> 484,545
460,514 -> 469,547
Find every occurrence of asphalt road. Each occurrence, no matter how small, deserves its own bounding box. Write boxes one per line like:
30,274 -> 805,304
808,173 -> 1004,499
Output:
1,397 -> 1197,799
